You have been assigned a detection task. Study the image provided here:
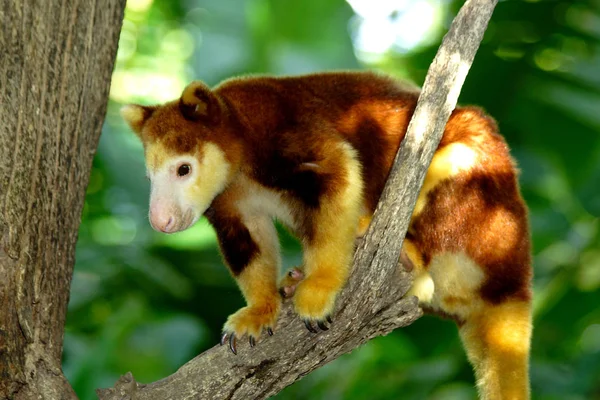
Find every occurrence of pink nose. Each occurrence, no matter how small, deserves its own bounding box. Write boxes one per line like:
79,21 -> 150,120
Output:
149,208 -> 174,233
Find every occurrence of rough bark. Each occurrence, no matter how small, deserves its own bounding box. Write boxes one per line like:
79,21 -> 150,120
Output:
98,0 -> 497,399
0,1 -> 126,399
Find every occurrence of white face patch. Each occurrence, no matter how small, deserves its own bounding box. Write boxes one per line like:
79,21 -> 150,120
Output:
145,142 -> 231,233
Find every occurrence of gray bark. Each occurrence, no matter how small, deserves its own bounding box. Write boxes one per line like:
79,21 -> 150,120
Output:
98,0 -> 498,399
0,0 -> 126,399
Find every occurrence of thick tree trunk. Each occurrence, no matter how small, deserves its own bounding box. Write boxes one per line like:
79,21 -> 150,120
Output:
98,0 -> 497,399
0,1 -> 126,398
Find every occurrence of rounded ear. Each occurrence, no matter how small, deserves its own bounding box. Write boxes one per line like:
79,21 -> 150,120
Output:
120,104 -> 155,138
179,81 -> 221,124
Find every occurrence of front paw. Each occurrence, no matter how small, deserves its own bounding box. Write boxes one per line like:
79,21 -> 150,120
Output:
293,275 -> 340,332
221,300 -> 280,354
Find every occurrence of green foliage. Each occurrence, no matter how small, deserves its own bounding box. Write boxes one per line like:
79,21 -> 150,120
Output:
64,0 -> 600,398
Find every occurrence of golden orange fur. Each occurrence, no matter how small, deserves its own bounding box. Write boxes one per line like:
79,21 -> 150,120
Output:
122,70 -> 532,399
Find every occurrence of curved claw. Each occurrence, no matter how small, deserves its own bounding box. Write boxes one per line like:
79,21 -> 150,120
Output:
229,333 -> 238,355
220,332 -> 228,346
249,336 -> 256,348
302,317 -> 333,333
304,319 -> 318,333
267,327 -> 274,336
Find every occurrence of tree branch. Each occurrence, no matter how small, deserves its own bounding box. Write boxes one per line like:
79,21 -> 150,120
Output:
98,0 -> 497,398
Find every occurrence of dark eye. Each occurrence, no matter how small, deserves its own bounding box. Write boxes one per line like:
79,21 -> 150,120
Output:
177,164 -> 191,177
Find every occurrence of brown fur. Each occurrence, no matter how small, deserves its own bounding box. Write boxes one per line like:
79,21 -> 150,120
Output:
122,70 -> 532,399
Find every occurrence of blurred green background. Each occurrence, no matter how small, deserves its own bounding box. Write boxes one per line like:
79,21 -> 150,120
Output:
63,0 -> 600,399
